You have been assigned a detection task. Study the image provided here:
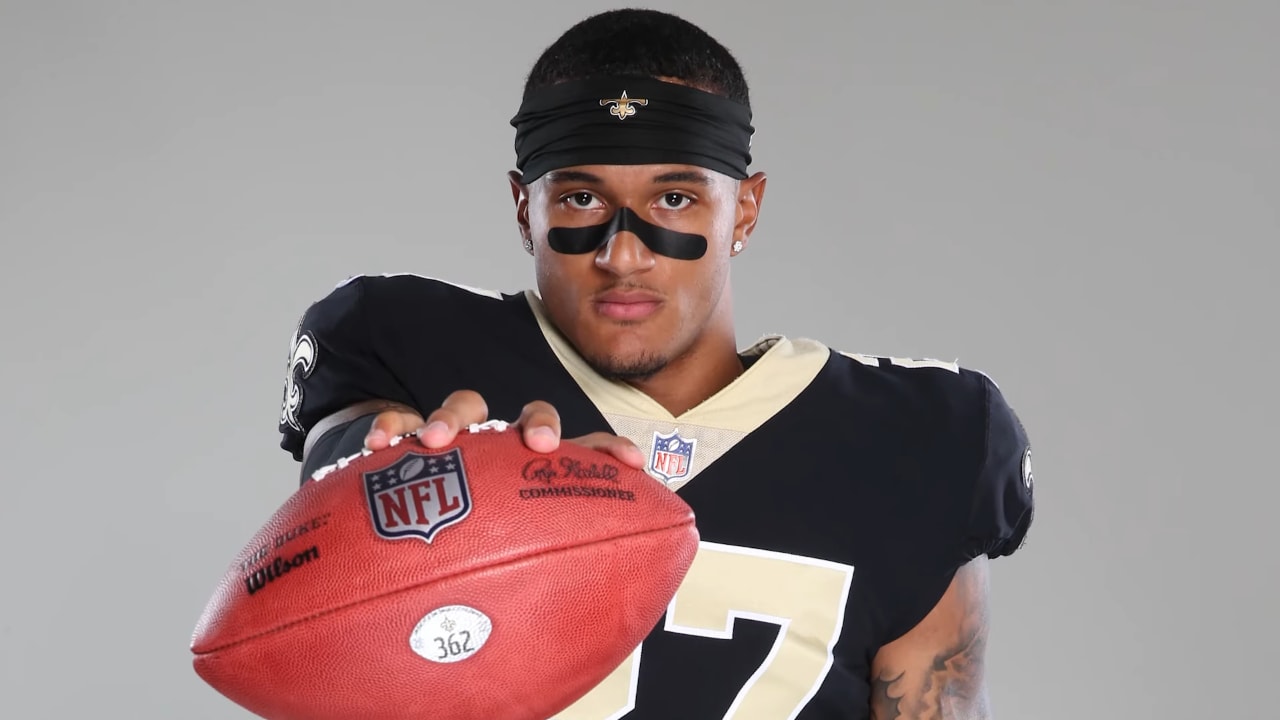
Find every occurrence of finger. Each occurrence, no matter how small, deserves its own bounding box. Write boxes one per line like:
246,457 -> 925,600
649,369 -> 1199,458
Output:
364,409 -> 424,451
515,400 -> 562,453
567,432 -> 646,469
418,390 -> 490,448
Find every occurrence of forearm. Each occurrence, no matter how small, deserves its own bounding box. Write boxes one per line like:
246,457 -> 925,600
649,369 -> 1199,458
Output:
869,640 -> 991,719
299,399 -> 421,484
870,557 -> 993,720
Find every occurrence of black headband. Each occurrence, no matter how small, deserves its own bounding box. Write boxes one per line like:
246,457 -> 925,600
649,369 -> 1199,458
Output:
510,76 -> 754,183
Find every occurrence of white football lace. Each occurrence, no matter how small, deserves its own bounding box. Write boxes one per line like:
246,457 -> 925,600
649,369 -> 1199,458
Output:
466,419 -> 510,434
308,421 -> 511,483
309,440 -> 388,483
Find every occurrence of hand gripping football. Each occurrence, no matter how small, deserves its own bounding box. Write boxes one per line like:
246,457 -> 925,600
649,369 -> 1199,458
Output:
190,423 -> 699,720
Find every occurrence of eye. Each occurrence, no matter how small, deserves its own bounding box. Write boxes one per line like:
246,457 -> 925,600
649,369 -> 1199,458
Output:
562,192 -> 603,209
659,193 -> 693,209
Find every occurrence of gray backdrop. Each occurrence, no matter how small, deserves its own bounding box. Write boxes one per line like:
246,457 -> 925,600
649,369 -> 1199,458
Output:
2,1 -> 1275,718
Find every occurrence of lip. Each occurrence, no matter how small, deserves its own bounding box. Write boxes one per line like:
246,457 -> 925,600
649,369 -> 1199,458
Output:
592,290 -> 663,321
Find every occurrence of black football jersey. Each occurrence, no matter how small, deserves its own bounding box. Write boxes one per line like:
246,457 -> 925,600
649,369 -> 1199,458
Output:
277,274 -> 1035,720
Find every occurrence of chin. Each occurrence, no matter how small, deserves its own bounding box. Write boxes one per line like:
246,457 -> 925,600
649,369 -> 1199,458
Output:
582,349 -> 670,382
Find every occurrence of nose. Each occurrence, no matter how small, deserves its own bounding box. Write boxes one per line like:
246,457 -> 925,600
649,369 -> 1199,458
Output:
594,230 -> 656,277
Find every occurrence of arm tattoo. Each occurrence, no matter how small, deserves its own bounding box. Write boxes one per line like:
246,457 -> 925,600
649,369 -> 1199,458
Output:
870,670 -> 906,720
870,564 -> 993,719
917,612 -> 990,719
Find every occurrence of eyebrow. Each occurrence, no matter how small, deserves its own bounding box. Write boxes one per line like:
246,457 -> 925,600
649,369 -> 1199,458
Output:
650,170 -> 713,186
543,170 -> 603,185
541,169 -> 715,187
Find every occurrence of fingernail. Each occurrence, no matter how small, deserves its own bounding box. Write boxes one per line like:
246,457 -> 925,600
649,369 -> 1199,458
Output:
418,421 -> 449,446
528,426 -> 556,444
366,429 -> 386,446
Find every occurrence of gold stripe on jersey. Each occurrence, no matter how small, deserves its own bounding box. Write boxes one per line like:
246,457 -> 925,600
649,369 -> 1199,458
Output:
524,291 -> 829,491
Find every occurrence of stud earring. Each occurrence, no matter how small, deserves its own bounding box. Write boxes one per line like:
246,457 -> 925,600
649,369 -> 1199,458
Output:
523,237 -> 534,254
732,240 -> 744,253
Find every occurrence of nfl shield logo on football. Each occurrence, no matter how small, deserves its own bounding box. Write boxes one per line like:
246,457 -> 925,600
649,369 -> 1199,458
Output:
364,448 -> 472,543
649,429 -> 697,484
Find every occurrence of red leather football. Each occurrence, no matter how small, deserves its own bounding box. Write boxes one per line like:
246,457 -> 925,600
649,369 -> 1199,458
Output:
191,423 -> 699,720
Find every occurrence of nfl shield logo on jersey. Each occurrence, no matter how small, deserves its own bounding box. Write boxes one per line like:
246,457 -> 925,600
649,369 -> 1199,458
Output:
649,429 -> 697,484
364,448 -> 472,543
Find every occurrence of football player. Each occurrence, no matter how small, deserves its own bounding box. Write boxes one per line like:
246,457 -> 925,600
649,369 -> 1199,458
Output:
278,9 -> 1035,719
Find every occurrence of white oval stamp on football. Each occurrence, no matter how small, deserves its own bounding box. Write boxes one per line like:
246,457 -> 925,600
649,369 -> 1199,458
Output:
409,605 -> 492,664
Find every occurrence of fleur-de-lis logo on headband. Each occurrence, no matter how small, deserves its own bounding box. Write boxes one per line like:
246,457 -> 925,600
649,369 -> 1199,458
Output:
599,91 -> 648,120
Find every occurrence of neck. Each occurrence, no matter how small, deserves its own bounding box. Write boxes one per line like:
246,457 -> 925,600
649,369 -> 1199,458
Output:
625,320 -> 742,417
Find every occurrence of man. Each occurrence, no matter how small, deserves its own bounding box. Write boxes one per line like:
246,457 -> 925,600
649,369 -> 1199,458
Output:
278,8 -> 1034,719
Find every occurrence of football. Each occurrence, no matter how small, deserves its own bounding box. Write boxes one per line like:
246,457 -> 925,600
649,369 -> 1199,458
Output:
191,422 -> 699,720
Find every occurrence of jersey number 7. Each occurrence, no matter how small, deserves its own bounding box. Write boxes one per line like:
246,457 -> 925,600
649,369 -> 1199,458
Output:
552,542 -> 855,720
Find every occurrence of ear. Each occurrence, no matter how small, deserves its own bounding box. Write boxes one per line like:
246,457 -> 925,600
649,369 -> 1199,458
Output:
508,170 -> 532,244
732,171 -> 768,251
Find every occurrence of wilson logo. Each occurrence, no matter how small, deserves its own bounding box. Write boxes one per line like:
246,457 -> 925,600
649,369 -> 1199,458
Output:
244,545 -> 320,596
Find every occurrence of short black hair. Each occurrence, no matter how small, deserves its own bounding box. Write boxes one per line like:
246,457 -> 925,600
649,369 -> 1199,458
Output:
523,8 -> 750,108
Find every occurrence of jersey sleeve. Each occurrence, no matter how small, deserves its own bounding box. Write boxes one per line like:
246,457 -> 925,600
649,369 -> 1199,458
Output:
962,373 -> 1035,560
277,276 -> 418,461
